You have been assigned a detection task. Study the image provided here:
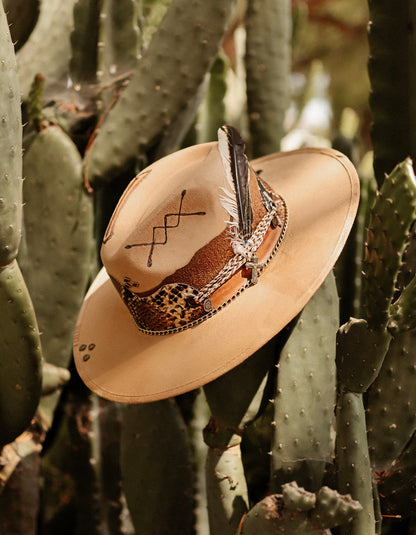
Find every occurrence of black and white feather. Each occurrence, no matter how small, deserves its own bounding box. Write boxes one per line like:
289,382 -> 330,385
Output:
218,125 -> 253,256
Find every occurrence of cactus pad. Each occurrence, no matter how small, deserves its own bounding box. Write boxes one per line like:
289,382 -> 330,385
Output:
0,2 -> 23,266
0,260 -> 42,447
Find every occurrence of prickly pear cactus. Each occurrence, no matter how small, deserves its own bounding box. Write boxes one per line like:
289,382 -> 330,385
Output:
335,158 -> 416,534
0,2 -> 23,266
363,158 -> 416,332
245,0 -> 291,157
367,221 -> 416,471
0,1 -> 42,449
2,0 -> 39,52
16,0 -> 77,100
19,124 -> 94,370
238,481 -> 361,534
120,399 -> 195,534
84,0 -> 237,189
0,260 -> 42,447
202,343 -> 278,534
1,1 -> 416,534
271,272 -> 339,494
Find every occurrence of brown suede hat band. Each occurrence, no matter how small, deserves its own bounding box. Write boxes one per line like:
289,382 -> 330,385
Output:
108,193 -> 288,335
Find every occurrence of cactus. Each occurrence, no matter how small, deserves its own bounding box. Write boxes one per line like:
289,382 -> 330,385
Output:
0,430 -> 41,534
333,156 -> 416,535
84,0 -> 237,190
366,212 -> 416,472
204,423 -> 249,535
367,0 -> 416,187
366,331 -> 416,471
0,260 -> 42,447
40,386 -> 108,535
333,159 -> 416,535
334,123 -> 377,323
96,0 -> 139,91
362,158 -> 416,331
0,1 -> 23,266
16,0 -> 77,100
70,0 -> 141,118
336,391 -> 376,535
2,0 -> 39,52
69,0 -> 101,87
202,342 -> 277,534
198,54 -> 228,143
120,400 -> 195,534
376,429 -> 416,517
1,1 -> 416,534
336,318 -> 392,394
271,272 -> 339,493
238,481 -> 362,534
19,124 -> 94,369
0,1 -> 42,450
138,0 -> 171,49
245,0 -> 291,157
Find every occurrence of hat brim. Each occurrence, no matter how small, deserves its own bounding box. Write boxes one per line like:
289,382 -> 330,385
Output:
73,146 -> 359,403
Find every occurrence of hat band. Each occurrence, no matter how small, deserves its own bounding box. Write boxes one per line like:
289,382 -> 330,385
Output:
109,195 -> 288,336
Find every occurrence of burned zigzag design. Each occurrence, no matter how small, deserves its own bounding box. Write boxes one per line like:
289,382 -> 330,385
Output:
125,190 -> 206,267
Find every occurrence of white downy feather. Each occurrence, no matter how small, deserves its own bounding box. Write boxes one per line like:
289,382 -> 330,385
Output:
217,127 -> 250,256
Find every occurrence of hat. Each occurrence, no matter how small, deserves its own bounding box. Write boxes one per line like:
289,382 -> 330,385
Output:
73,126 -> 359,403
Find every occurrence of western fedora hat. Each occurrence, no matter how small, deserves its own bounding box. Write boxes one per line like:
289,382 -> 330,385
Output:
73,126 -> 360,403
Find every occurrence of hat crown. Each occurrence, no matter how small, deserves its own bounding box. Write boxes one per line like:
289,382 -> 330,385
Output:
99,129 -> 288,336
101,141 -> 274,298
101,144 -> 228,294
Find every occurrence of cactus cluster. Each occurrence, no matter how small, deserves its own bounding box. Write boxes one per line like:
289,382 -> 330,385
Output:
0,1 -> 416,534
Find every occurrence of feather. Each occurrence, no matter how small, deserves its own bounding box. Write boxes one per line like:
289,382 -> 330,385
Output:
255,173 -> 275,213
218,125 -> 253,252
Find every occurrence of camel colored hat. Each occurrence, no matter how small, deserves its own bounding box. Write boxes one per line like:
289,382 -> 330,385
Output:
74,126 -> 360,403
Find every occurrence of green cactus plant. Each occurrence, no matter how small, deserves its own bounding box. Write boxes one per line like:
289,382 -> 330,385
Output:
69,0 -> 101,88
19,123 -> 94,369
270,272 -> 339,494
245,0 -> 291,157
2,0 -> 39,52
0,260 -> 42,448
0,2 -> 23,266
0,0 -> 42,450
367,219 -> 416,471
333,158 -> 416,535
83,0 -> 237,190
1,1 -> 416,534
202,342 -> 277,534
367,0 -> 416,187
16,0 -> 77,100
238,481 -> 362,534
120,400 -> 195,534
